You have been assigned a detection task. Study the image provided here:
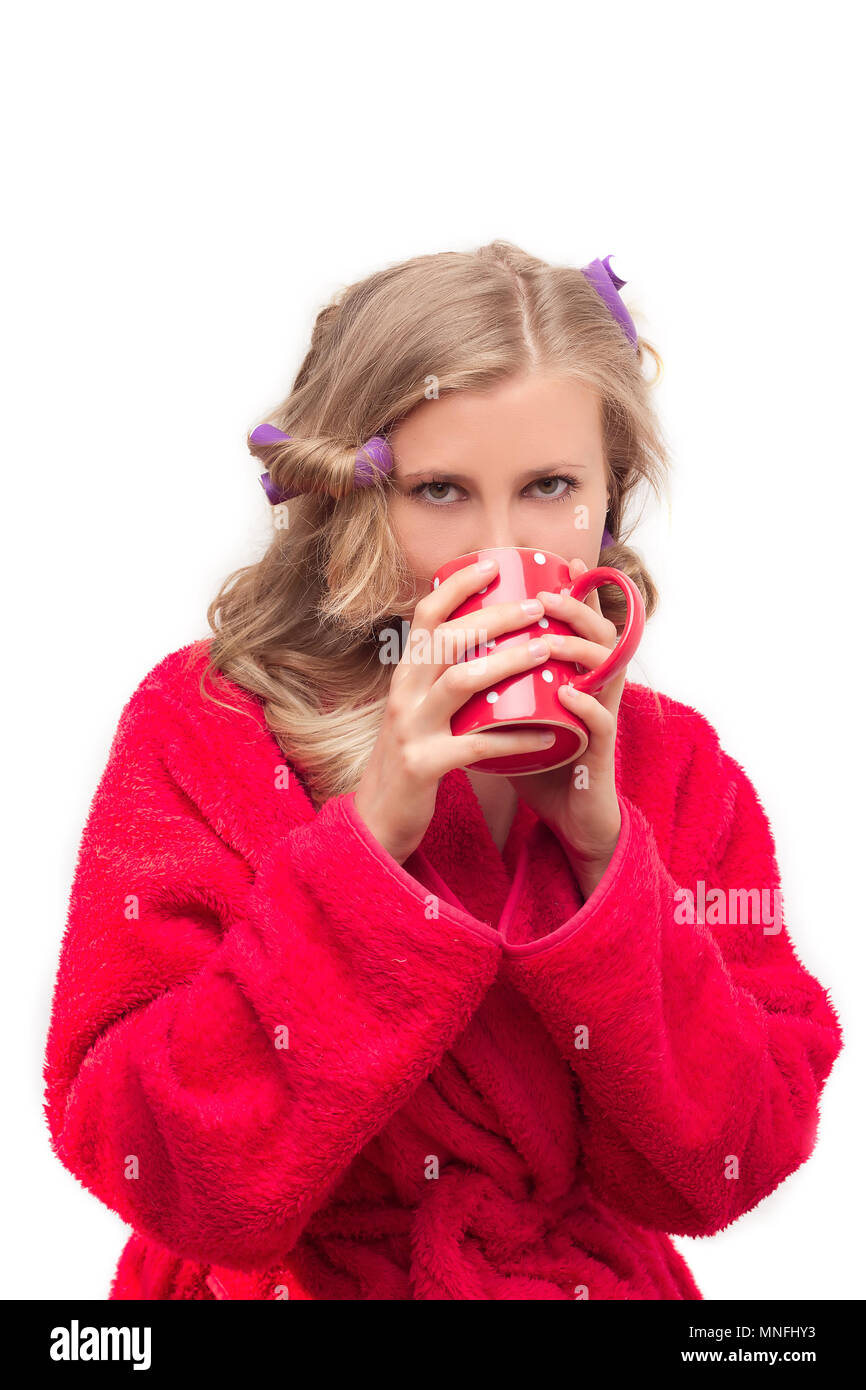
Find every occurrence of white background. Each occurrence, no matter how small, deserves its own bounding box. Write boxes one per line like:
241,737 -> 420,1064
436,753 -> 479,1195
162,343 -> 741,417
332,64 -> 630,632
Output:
4,1 -> 862,1301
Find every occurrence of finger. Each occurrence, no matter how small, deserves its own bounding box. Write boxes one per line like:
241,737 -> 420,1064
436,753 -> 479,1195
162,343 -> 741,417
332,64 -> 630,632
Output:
426,635 -> 552,724
537,588 -> 617,645
397,558 -> 501,687
560,658 -> 626,720
566,556 -> 604,617
572,662 -> 627,718
396,596 -> 551,702
440,724 -> 559,775
544,631 -> 619,669
557,683 -> 618,739
422,556 -> 500,626
439,597 -> 548,650
583,586 -> 604,618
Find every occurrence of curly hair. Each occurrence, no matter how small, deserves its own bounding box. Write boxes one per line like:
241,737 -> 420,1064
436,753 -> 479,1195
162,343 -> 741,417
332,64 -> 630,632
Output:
196,240 -> 671,807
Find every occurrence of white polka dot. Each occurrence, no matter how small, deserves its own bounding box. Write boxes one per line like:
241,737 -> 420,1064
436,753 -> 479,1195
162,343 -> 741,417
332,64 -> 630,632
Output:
486,690 -> 499,704
533,552 -> 546,564
542,669 -> 553,682
538,617 -> 549,628
487,638 -> 496,647
433,576 -> 439,588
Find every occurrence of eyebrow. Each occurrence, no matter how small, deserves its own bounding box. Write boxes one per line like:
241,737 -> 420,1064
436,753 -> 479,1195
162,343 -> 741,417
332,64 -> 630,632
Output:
396,461 -> 590,484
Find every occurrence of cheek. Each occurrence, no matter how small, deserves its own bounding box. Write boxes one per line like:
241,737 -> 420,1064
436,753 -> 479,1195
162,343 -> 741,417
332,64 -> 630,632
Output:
568,484 -> 607,530
390,498 -> 463,562
389,501 -> 445,584
564,486 -> 608,553
546,506 -> 601,551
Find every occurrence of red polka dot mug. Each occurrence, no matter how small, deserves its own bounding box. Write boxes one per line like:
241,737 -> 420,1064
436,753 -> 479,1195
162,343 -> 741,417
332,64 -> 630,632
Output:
430,546 -> 646,774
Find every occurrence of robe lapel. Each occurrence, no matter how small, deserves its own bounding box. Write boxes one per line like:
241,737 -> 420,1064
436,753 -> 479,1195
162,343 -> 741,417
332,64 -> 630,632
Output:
406,690 -> 630,932
410,768 -> 534,928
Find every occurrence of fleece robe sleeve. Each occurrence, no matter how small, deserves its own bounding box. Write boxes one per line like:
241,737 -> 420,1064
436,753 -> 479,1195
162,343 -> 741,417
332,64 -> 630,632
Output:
502,717 -> 843,1238
42,689 -> 501,1272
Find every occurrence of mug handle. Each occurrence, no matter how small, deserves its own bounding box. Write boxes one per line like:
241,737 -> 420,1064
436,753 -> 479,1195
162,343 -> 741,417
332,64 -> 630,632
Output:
566,566 -> 646,694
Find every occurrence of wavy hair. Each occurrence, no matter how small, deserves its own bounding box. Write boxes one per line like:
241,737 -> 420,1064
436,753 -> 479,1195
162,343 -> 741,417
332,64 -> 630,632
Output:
197,240 -> 671,807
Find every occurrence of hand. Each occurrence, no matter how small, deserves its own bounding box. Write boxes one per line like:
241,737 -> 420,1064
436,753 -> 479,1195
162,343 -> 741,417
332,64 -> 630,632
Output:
353,558 -> 560,864
505,557 -> 627,896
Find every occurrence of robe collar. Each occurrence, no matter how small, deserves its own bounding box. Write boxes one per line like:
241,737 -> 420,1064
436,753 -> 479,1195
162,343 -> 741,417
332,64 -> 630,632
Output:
411,697 -> 627,926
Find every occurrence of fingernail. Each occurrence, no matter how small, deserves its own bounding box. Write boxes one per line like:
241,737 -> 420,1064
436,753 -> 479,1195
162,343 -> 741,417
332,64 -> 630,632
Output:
546,632 -> 565,647
479,559 -> 498,571
521,598 -> 544,615
528,638 -> 548,657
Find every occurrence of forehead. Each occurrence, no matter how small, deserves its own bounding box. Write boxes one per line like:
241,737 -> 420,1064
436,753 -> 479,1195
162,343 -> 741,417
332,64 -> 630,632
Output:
390,374 -> 603,474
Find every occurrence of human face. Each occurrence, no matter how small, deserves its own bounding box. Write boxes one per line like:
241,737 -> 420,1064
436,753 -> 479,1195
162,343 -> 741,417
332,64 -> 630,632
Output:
387,372 -> 609,593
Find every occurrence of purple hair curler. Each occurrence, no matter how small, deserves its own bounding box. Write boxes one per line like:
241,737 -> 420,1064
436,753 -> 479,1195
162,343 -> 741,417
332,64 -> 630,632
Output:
580,254 -> 638,350
249,422 -> 394,505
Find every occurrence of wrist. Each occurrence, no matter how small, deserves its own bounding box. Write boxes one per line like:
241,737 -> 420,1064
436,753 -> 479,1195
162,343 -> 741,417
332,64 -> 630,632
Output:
567,852 -> 613,902
551,807 -> 622,901
557,807 -> 621,864
349,791 -> 414,865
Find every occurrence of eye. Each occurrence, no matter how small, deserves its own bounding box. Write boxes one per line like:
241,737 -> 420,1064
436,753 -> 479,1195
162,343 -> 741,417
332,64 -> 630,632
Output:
407,474 -> 583,507
526,476 -> 582,500
409,479 -> 461,504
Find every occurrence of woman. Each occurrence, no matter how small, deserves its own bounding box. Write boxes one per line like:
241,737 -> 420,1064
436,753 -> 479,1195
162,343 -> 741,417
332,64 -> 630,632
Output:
42,241 -> 843,1299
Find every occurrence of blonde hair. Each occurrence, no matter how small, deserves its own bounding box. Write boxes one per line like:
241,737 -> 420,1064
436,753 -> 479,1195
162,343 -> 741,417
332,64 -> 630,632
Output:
200,240 -> 670,807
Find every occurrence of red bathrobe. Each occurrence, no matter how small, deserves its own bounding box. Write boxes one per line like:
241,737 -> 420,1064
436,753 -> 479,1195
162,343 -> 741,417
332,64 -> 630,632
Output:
42,639 -> 843,1300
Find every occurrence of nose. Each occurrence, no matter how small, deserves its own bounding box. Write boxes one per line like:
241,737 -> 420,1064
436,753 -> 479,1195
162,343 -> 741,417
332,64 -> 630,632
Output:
473,519 -> 529,552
